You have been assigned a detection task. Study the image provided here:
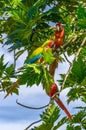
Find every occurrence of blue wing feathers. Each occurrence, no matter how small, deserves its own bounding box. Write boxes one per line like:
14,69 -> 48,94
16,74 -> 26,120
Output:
26,54 -> 42,64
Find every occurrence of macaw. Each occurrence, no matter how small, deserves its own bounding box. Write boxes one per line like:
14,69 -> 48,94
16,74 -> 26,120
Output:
26,40 -> 54,64
54,23 -> 64,48
4,40 -> 54,99
48,83 -> 72,119
49,23 -> 65,76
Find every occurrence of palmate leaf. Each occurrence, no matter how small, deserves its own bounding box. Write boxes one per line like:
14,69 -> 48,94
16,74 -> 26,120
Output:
0,61 -> 16,93
40,104 -> 60,123
42,48 -> 55,64
67,86 -> 86,103
34,104 -> 60,130
5,64 -> 14,77
0,55 -> 8,77
61,54 -> 86,89
53,117 -> 67,130
35,123 -> 53,130
76,5 -> 86,29
70,56 -> 86,85
72,110 -> 86,124
19,64 -> 42,86
42,67 -> 54,94
19,64 -> 53,90
66,125 -> 75,130
66,109 -> 86,130
27,0 -> 44,23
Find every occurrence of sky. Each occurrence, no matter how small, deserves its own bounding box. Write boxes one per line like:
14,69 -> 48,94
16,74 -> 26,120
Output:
0,44 -> 85,130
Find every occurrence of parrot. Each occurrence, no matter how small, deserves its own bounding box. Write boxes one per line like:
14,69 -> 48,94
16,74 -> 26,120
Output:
48,83 -> 72,119
49,23 -> 65,77
26,40 -> 54,64
54,23 -> 64,48
4,40 -> 54,99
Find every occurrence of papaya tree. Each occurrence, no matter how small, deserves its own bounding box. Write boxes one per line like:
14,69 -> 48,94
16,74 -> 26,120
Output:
0,0 -> 86,130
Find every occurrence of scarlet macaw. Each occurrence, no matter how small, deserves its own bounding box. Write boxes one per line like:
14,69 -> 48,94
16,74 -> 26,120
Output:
54,23 -> 64,48
49,23 -> 64,76
48,83 -> 72,119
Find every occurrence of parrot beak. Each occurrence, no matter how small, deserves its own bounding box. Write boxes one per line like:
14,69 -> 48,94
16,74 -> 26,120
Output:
56,23 -> 66,31
56,26 -> 60,31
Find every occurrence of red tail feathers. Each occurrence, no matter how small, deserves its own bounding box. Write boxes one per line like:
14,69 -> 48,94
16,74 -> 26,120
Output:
54,96 -> 72,119
48,83 -> 72,119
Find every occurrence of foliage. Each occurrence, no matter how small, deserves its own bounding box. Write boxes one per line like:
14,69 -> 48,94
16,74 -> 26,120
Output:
0,0 -> 86,129
34,104 -> 60,130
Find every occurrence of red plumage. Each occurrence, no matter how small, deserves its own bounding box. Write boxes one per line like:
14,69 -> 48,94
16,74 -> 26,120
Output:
54,23 -> 64,48
48,83 -> 72,119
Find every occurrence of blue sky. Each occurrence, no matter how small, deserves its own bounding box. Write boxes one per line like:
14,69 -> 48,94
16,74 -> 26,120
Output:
0,44 -> 85,130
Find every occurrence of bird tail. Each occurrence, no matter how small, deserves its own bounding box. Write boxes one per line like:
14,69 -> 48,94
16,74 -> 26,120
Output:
54,96 -> 72,119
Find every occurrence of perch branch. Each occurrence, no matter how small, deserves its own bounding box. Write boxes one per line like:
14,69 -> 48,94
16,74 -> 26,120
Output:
16,99 -> 49,110
63,53 -> 72,65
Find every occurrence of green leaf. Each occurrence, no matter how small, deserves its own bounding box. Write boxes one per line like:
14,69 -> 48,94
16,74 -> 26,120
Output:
80,77 -> 86,86
0,55 -> 8,77
35,104 -> 60,130
42,48 -> 55,64
42,67 -> 54,93
76,5 -> 86,29
66,125 -> 75,130
75,125 -> 82,130
40,104 -> 60,124
82,119 -> 86,129
53,117 -> 67,130
35,123 -> 53,130
19,64 -> 42,86
72,110 -> 86,124
61,55 -> 86,89
5,64 -> 14,77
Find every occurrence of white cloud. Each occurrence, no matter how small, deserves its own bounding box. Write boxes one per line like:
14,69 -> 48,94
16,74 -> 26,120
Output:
0,122 -> 30,130
0,122 -> 67,130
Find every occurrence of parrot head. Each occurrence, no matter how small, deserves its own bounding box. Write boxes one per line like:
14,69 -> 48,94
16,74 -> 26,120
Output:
48,40 -> 54,48
43,40 -> 54,48
56,23 -> 62,32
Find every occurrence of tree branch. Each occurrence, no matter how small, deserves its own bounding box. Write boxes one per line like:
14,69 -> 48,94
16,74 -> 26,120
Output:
16,99 -> 49,110
63,53 -> 72,65
60,36 -> 86,91
24,119 -> 42,130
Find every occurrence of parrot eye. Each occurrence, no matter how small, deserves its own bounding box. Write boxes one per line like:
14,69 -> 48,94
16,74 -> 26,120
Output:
51,43 -> 55,48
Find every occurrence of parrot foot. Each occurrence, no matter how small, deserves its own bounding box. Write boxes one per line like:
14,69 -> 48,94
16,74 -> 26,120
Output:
51,91 -> 60,99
